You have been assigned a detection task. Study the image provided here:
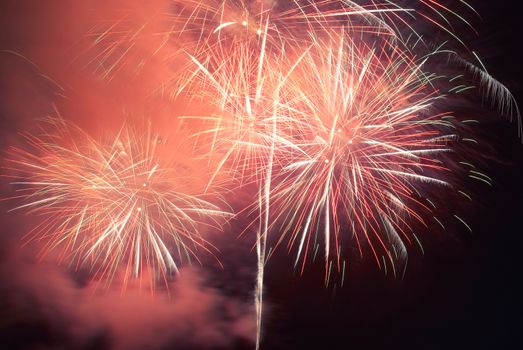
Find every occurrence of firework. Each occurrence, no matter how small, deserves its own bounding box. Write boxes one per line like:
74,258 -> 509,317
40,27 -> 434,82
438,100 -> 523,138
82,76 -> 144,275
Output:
147,2 -> 516,348
178,42 -> 313,187
269,33 -> 454,276
5,117 -> 231,287
8,1 -> 519,348
164,3 -> 519,348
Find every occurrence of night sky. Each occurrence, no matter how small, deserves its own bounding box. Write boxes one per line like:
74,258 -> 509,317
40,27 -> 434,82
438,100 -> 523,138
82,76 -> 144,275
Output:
1,1 -> 522,350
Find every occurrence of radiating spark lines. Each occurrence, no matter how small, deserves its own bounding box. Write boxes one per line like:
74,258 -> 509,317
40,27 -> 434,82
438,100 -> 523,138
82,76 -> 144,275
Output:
5,118 -> 231,286
271,34 -> 453,274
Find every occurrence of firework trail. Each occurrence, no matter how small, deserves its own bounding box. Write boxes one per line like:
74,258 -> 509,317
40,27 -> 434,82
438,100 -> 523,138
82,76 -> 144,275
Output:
175,31 -> 297,350
5,117 -> 231,287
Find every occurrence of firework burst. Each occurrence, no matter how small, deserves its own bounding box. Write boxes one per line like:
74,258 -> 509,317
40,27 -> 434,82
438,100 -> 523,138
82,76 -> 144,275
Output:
177,41 -> 310,186
5,117 -> 231,287
269,33 -> 455,276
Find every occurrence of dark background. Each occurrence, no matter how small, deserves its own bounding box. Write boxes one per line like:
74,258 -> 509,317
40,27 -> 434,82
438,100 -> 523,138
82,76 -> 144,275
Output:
1,1 -> 522,349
